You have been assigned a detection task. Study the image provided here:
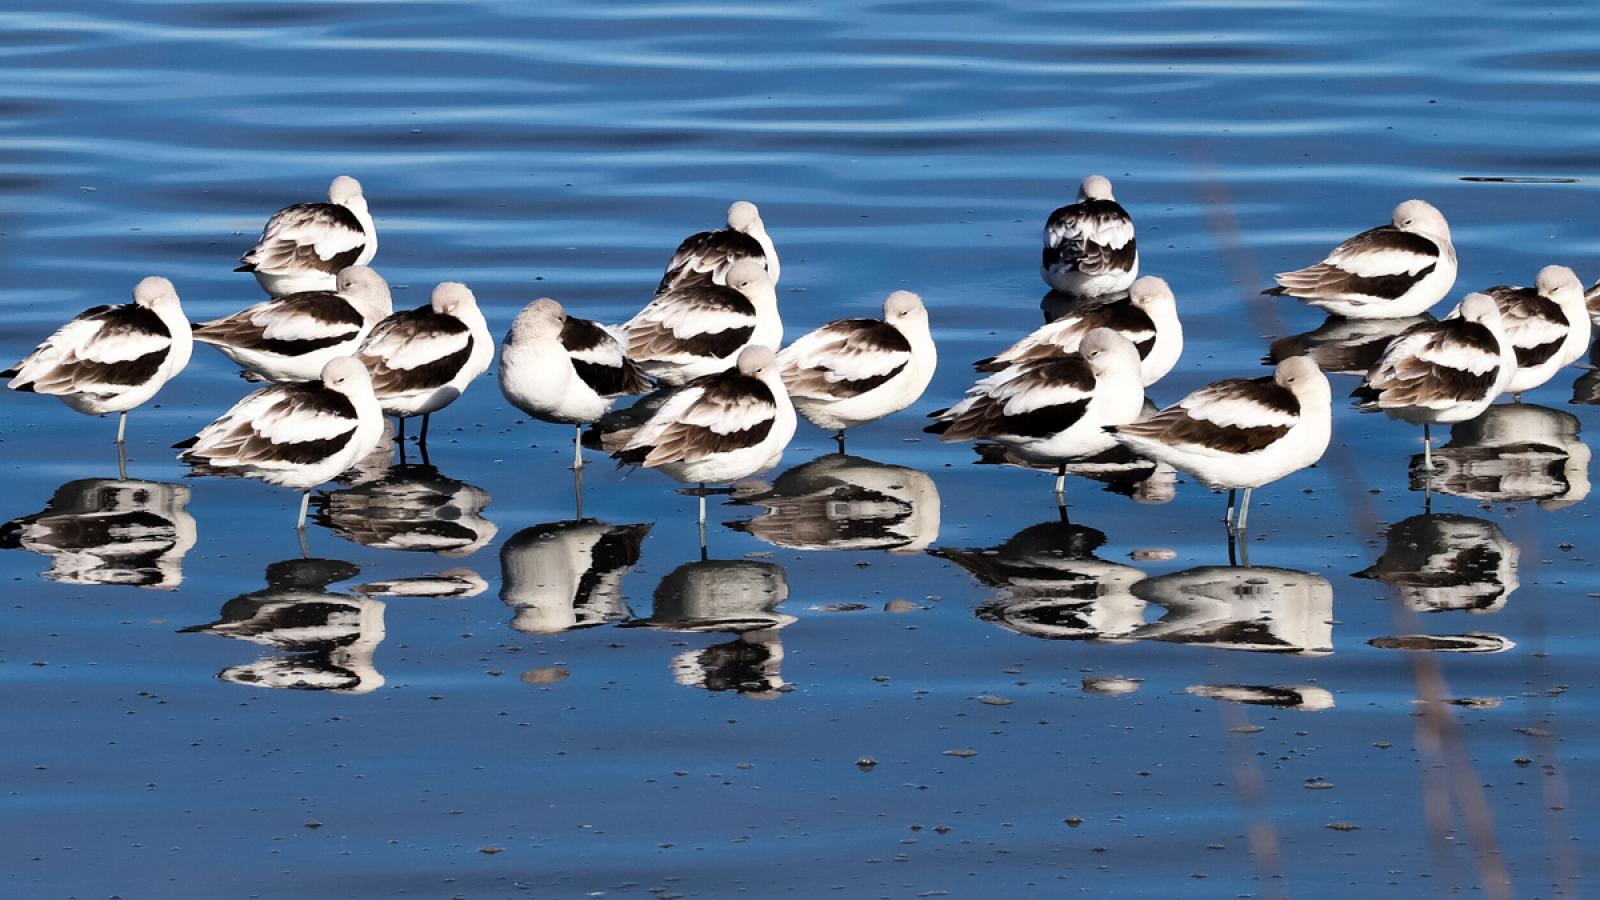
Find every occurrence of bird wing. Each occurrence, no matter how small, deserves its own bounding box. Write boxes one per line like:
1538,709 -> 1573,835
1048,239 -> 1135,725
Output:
779,318 -> 911,400
624,282 -> 756,365
1114,377 -> 1298,455
358,307 -> 473,396
181,382 -> 359,468
7,305 -> 173,396
239,202 -> 367,275
623,375 -> 778,467
562,316 -> 651,396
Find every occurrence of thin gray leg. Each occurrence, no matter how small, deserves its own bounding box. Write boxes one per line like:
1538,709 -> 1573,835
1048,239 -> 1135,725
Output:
573,425 -> 584,470
115,411 -> 127,444
296,491 -> 311,528
1236,487 -> 1252,534
1225,488 -> 1237,532
698,484 -> 708,560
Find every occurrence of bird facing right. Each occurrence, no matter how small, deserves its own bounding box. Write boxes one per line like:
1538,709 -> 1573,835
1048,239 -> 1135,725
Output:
237,176 -> 377,297
1109,356 -> 1332,532
1457,265 -> 1588,399
1266,199 -> 1456,319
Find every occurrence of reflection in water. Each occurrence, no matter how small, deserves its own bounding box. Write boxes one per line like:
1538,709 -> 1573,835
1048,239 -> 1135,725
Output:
1369,633 -> 1516,653
499,520 -> 650,634
626,559 -> 794,698
181,559 -> 385,693
1268,314 -> 1432,376
934,520 -> 1146,642
973,442 -> 1176,504
1411,404 -> 1590,508
727,453 -> 941,552
1132,565 -> 1333,654
314,463 -> 496,555
338,419 -> 398,487
355,567 -> 487,599
1571,337 -> 1600,404
1083,676 -> 1143,696
1355,514 -> 1519,614
1187,683 -> 1335,711
0,479 -> 196,589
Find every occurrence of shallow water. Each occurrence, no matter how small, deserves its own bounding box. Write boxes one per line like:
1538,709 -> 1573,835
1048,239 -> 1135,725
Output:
3,1 -> 1599,897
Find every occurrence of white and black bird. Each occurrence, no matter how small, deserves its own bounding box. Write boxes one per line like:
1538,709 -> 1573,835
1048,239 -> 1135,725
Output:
1266,199 -> 1456,319
727,453 -> 942,553
499,520 -> 651,634
176,356 -> 385,528
778,290 -> 937,449
657,200 -> 779,292
1355,513 -> 1519,614
1352,293 -> 1515,469
1456,265 -> 1589,399
194,265 -> 394,383
236,176 -> 377,297
1109,356 -> 1332,532
354,568 -> 488,600
623,258 -> 781,386
978,275 -> 1181,386
928,329 -> 1145,499
5,276 -> 192,444
1042,175 -> 1138,298
626,558 -> 794,698
1036,176 -> 1139,297
1,478 -> 197,589
499,298 -> 651,469
1267,313 -> 1434,376
314,463 -> 496,556
358,282 -> 493,444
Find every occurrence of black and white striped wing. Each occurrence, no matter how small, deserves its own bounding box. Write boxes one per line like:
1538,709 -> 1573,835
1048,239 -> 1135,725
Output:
195,292 -> 364,356
980,301 -> 1155,372
359,308 -> 473,397
180,382 -> 360,470
1043,200 -> 1136,277
1484,286 -> 1567,369
1115,377 -> 1299,455
5,304 -> 172,397
929,357 -> 1096,442
1272,226 -> 1440,302
658,229 -> 766,293
238,202 -> 367,276
620,375 -> 778,468
1355,321 -> 1503,411
779,319 -> 911,400
625,283 -> 757,365
562,316 -> 650,397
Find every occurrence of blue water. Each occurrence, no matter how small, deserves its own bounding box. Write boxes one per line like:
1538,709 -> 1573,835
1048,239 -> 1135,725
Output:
3,1 -> 1598,896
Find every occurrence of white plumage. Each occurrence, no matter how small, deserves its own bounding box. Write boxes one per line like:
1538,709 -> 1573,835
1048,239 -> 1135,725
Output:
499,520 -> 650,634
981,275 -> 1182,386
1041,175 -> 1138,298
195,265 -> 393,383
1268,199 -> 1456,319
623,258 -> 780,385
779,290 -> 937,438
1452,265 -> 1589,397
5,276 -> 192,442
358,282 -> 493,438
658,200 -> 780,291
237,176 -> 377,297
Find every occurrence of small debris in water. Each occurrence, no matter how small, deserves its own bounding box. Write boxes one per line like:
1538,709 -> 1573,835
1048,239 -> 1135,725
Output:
816,603 -> 868,612
943,748 -> 978,758
479,846 -> 503,855
1064,816 -> 1083,828
977,695 -> 1012,706
1129,548 -> 1175,561
884,599 -> 919,613
522,667 -> 570,685
1325,823 -> 1360,832
856,756 -> 878,771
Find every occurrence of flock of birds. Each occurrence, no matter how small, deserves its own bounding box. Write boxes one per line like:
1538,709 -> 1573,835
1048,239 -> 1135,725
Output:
4,174 -> 1597,548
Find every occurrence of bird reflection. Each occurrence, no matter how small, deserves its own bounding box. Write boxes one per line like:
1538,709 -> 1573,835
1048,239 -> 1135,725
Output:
1187,683 -> 1335,711
625,559 -> 794,698
1570,337 -> 1600,404
355,567 -> 487,599
1368,633 -> 1515,653
1,478 -> 196,589
1410,404 -> 1590,508
1268,314 -> 1432,376
933,520 -> 1146,642
1131,565 -> 1333,655
338,419 -> 398,487
181,558 -> 385,693
1355,514 -> 1519,614
313,463 -> 496,555
727,453 -> 941,552
499,520 -> 650,634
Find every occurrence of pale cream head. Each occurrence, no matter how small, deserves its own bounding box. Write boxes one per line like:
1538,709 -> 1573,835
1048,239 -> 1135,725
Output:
133,276 -> 180,311
882,290 -> 926,323
1128,275 -> 1174,311
1458,292 -> 1502,326
1078,175 -> 1115,202
336,266 -> 393,319
726,258 -> 771,294
321,355 -> 372,394
430,282 -> 478,317
1273,355 -> 1329,403
1079,327 -> 1140,375
1535,264 -> 1583,305
329,176 -> 364,205
735,344 -> 778,377
509,297 -> 567,342
1392,199 -> 1450,241
727,201 -> 762,233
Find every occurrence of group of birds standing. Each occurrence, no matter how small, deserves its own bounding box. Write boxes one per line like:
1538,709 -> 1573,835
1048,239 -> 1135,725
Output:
3,174 -> 1593,539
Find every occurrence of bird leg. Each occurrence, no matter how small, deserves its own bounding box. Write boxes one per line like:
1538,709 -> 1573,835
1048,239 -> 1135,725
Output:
420,413 -> 432,446
833,430 -> 846,454
697,483 -> 708,561
1053,464 -> 1066,499
1421,424 -> 1434,472
296,491 -> 311,529
1236,487 -> 1252,534
115,440 -> 128,481
573,425 -> 585,470
115,411 -> 127,445
1225,488 -> 1237,534
573,465 -> 585,520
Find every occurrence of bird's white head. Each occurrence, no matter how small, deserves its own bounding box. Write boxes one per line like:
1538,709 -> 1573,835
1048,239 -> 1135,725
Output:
1392,199 -> 1450,241
133,276 -> 181,313
1078,327 -> 1140,376
726,258 -> 772,295
1078,175 -> 1115,202
1535,264 -> 1583,306
735,344 -> 778,378
329,176 -> 365,206
882,290 -> 927,325
509,297 -> 567,342
1458,292 -> 1503,328
1274,355 -> 1330,404
430,282 -> 478,317
336,266 -> 393,320
727,201 -> 763,233
321,355 -> 373,395
1128,275 -> 1175,313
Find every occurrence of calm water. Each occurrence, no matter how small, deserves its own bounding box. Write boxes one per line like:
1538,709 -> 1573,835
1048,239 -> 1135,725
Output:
3,1 -> 1599,897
